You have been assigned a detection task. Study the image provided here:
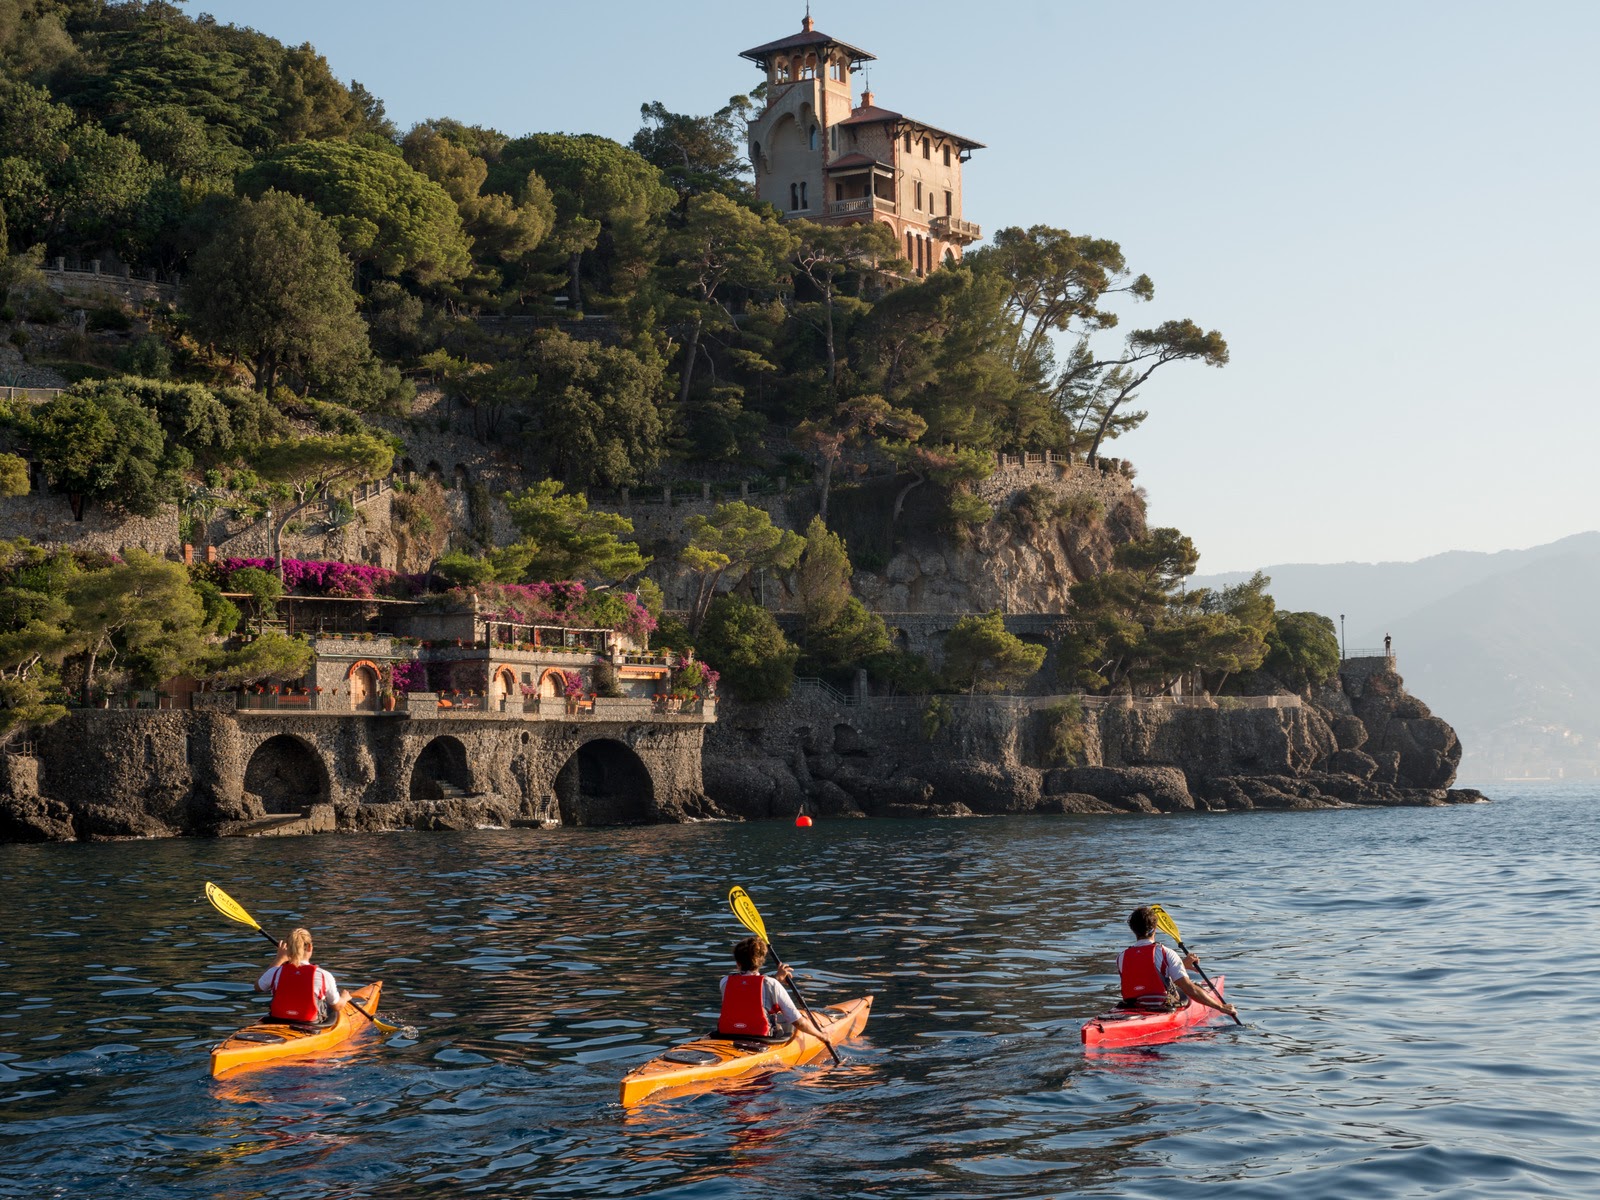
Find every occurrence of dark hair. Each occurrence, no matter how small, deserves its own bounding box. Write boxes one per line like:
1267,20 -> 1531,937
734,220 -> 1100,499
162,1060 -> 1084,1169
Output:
733,935 -> 769,972
1128,906 -> 1157,939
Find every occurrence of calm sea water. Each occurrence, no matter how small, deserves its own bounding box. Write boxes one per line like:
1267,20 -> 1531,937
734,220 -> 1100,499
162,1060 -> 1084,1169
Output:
1,783 -> 1596,1199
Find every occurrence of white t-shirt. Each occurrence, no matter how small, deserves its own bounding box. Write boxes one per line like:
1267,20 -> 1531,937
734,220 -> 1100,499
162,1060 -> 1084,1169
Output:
1116,940 -> 1189,986
258,963 -> 340,1010
718,973 -> 802,1026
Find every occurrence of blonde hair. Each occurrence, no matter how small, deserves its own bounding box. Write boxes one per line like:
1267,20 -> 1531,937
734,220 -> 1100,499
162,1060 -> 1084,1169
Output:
287,928 -> 314,962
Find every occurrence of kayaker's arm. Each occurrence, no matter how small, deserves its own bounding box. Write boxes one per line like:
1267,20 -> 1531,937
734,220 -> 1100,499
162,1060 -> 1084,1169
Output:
1175,975 -> 1237,1018
771,964 -> 835,1049
255,941 -> 293,992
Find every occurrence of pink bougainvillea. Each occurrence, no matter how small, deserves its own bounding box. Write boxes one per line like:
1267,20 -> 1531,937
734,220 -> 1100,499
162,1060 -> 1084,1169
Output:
214,558 -> 422,600
561,670 -> 585,698
390,661 -> 427,693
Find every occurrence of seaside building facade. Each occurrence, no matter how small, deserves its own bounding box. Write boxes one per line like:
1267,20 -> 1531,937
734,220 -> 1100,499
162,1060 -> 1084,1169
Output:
740,15 -> 983,276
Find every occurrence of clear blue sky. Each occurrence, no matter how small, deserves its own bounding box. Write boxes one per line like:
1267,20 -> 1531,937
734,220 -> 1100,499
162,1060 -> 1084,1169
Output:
193,0 -> 1600,572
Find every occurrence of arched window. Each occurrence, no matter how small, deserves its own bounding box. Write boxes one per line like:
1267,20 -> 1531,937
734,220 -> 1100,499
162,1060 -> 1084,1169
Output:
800,181 -> 808,209
829,126 -> 838,152
751,141 -> 761,171
775,57 -> 791,82
808,124 -> 818,151
802,53 -> 817,79
914,181 -> 923,211
790,182 -> 799,211
906,231 -> 915,262
830,60 -> 844,82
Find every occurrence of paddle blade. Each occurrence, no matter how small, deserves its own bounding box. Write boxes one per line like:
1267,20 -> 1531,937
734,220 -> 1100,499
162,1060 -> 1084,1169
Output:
728,886 -> 769,941
204,881 -> 262,932
1149,904 -> 1183,944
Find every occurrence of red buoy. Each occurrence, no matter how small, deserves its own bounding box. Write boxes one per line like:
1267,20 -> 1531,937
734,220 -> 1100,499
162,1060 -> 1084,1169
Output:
795,814 -> 813,828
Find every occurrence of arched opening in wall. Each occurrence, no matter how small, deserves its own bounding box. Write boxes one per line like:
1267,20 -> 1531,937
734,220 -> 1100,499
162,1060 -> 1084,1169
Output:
538,667 -> 569,699
410,735 -> 474,802
426,460 -> 445,485
244,735 -> 329,815
347,660 -> 380,711
554,738 -> 655,826
490,666 -> 517,707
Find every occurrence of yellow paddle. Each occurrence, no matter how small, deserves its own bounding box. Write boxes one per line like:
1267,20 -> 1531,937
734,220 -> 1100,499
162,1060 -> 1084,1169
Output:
1150,903 -> 1241,1025
727,886 -> 841,1064
204,881 -> 400,1034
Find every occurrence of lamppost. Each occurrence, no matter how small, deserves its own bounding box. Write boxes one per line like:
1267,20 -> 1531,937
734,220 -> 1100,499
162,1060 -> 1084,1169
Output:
1340,613 -> 1346,660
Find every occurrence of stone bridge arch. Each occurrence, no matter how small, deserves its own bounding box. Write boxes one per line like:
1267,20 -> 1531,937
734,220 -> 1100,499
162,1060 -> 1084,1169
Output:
243,733 -> 330,814
554,736 -> 655,826
410,734 -> 474,801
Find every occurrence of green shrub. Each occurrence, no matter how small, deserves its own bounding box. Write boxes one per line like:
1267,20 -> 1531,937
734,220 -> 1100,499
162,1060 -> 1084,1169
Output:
87,304 -> 132,332
1038,698 -> 1085,767
696,594 -> 797,702
120,335 -> 172,379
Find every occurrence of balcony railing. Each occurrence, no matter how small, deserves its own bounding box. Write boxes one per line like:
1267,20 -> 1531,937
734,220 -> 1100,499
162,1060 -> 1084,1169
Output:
931,215 -> 981,242
832,195 -> 896,217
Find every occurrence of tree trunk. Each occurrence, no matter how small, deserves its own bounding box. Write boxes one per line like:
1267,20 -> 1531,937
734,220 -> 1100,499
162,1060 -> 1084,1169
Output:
818,453 -> 835,522
823,282 -> 836,392
567,251 -> 582,310
887,472 -> 925,551
80,638 -> 101,705
677,313 -> 703,407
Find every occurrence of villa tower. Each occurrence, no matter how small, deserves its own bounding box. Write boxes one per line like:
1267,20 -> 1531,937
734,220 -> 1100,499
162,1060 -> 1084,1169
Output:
739,15 -> 983,276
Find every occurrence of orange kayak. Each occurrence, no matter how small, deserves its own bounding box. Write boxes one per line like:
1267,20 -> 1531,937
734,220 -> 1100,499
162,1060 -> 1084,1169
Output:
619,995 -> 872,1106
209,982 -> 382,1077
1080,975 -> 1226,1049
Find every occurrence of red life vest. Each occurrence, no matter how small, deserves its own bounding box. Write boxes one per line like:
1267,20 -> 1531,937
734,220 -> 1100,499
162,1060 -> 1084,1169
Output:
1120,942 -> 1172,1002
718,973 -> 772,1036
269,962 -> 321,1023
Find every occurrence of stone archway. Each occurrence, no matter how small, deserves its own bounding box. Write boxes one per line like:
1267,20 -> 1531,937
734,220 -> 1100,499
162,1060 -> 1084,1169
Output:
538,667 -> 568,699
244,734 -> 329,815
410,735 -> 473,801
554,737 -> 655,826
348,660 -> 380,711
490,666 -> 517,708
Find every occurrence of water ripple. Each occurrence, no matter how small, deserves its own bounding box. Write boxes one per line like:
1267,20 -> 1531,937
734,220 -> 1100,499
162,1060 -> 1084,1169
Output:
0,785 -> 1598,1196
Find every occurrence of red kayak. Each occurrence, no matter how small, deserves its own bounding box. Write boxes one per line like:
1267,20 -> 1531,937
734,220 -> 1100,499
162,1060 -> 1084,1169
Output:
1080,975 -> 1227,1049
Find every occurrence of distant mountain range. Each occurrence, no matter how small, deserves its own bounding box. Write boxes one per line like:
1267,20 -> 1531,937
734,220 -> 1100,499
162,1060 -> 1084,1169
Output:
1192,532 -> 1600,784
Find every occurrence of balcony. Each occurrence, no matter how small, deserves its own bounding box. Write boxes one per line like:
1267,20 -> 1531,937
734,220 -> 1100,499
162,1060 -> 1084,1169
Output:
831,195 -> 896,219
931,215 -> 982,244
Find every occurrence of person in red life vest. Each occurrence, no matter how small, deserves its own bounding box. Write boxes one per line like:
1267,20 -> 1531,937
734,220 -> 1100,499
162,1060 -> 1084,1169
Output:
1118,905 -> 1237,1017
256,927 -> 351,1024
716,935 -> 828,1041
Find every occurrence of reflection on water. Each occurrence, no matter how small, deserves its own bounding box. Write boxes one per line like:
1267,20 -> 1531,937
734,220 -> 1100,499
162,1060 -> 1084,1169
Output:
2,785 -> 1599,1197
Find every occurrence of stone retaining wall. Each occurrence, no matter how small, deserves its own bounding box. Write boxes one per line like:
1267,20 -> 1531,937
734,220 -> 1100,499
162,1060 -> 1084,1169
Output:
5,707 -> 714,841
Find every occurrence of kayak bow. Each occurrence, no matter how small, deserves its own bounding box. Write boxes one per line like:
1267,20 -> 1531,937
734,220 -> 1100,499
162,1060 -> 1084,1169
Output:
1080,975 -> 1226,1049
210,982 -> 383,1077
619,995 -> 871,1106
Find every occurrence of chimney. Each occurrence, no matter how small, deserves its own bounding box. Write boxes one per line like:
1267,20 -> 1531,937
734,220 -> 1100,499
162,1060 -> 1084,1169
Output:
860,90 -> 874,109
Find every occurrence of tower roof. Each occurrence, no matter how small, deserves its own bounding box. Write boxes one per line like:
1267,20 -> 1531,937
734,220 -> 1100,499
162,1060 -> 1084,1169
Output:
840,99 -> 985,150
739,16 -> 876,68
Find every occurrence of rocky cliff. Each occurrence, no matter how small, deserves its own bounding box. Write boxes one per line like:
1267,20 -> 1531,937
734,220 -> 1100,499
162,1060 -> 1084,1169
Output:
701,658 -> 1486,821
